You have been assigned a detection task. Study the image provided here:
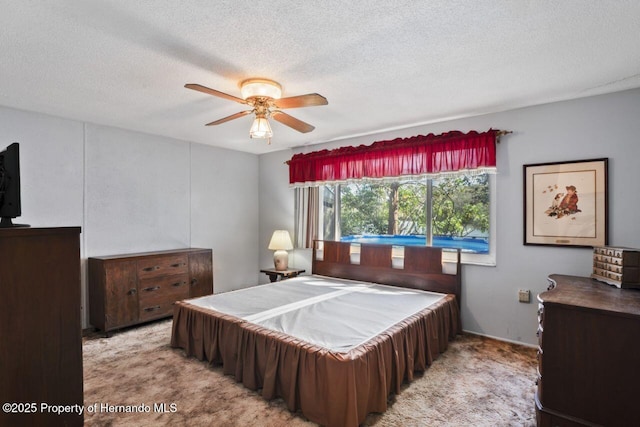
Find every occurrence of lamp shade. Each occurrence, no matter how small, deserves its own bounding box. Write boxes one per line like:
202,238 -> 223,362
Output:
268,230 -> 293,250
249,116 -> 273,139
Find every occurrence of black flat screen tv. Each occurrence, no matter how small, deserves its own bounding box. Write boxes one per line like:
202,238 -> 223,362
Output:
0,142 -> 29,228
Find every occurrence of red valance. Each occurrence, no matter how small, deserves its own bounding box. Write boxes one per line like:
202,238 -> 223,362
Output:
289,129 -> 498,186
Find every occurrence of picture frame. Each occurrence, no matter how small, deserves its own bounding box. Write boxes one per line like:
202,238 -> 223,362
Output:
523,158 -> 608,248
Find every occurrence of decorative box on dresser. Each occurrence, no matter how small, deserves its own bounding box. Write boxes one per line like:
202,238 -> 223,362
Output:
536,274 -> 640,427
0,227 -> 83,427
89,248 -> 213,336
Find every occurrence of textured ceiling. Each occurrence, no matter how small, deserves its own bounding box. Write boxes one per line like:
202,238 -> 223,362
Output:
1,1 -> 639,155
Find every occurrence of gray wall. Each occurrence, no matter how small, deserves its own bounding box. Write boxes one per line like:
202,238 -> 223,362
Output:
258,88 -> 640,346
0,106 -> 259,328
3,87 -> 639,345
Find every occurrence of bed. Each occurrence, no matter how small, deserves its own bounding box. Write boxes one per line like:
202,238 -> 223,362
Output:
171,240 -> 461,427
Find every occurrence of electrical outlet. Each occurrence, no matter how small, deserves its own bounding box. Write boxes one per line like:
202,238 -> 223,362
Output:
518,289 -> 531,303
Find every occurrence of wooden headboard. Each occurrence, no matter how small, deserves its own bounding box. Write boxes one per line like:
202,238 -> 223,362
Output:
312,240 -> 462,307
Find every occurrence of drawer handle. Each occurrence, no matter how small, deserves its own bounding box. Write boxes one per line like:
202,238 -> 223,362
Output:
171,281 -> 187,287
190,278 -> 198,286
143,266 -> 160,272
170,263 -> 186,268
143,305 -> 161,312
143,286 -> 161,292
127,288 -> 137,295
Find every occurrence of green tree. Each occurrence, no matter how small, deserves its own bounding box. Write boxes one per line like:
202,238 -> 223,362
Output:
340,183 -> 388,236
322,185 -> 336,240
396,181 -> 427,234
431,175 -> 489,237
340,181 -> 427,236
339,175 -> 488,239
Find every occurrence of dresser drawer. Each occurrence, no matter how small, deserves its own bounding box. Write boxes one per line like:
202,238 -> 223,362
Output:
537,303 -> 544,325
536,368 -> 543,403
137,254 -> 188,279
139,300 -> 178,322
138,274 -> 189,321
138,274 -> 189,306
537,324 -> 543,348
537,347 -> 543,376
536,349 -> 543,403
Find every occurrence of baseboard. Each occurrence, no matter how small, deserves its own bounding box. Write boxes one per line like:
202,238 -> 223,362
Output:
462,329 -> 537,349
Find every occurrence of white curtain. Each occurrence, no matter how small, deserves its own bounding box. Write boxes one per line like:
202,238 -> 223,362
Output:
294,187 -> 319,249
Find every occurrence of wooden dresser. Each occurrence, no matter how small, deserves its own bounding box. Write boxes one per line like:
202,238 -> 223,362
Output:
536,274 -> 640,426
0,227 -> 83,427
89,248 -> 213,335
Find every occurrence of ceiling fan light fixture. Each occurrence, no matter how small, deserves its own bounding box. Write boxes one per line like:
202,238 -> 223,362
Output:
249,115 -> 273,139
185,80 -> 325,140
240,78 -> 282,100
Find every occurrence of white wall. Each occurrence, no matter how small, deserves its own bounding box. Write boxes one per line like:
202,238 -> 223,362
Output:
3,88 -> 639,343
84,124 -> 191,254
0,106 -> 260,328
190,142 -> 259,290
0,106 -> 85,228
258,88 -> 640,346
258,150 -> 300,273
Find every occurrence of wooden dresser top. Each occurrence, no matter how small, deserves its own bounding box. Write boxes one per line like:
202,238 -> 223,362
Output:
89,247 -> 210,260
541,274 -> 640,317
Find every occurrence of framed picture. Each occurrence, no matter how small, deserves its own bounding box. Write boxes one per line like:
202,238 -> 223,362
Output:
523,158 -> 608,247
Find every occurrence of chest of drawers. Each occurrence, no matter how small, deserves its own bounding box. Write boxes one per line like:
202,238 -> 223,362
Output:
536,274 -> 640,426
591,246 -> 640,288
89,248 -> 213,335
0,227 -> 83,426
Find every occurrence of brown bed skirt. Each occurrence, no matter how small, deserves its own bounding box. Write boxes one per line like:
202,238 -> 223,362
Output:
171,294 -> 460,427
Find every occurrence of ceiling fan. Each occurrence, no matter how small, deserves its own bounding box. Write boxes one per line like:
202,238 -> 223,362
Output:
185,78 -> 328,141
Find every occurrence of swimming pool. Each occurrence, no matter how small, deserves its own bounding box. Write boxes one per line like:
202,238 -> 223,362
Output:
340,234 -> 489,254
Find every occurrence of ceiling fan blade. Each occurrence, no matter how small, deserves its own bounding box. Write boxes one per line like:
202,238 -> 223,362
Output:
273,93 -> 328,109
185,83 -> 247,104
205,110 -> 252,126
271,111 -> 315,133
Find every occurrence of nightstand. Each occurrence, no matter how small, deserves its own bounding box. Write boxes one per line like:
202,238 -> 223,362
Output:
260,268 -> 305,282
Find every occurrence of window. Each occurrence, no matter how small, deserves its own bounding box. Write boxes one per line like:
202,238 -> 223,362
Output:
290,130 -> 501,263
318,174 -> 496,266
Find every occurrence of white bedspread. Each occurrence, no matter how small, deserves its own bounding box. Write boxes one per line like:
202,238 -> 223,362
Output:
187,275 -> 445,353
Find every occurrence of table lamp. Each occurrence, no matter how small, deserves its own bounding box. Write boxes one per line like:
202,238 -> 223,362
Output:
268,230 -> 293,271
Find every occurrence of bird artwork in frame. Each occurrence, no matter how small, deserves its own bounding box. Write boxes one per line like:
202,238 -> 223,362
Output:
523,158 -> 608,247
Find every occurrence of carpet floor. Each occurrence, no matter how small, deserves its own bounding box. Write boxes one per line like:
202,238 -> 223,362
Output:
83,319 -> 537,426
